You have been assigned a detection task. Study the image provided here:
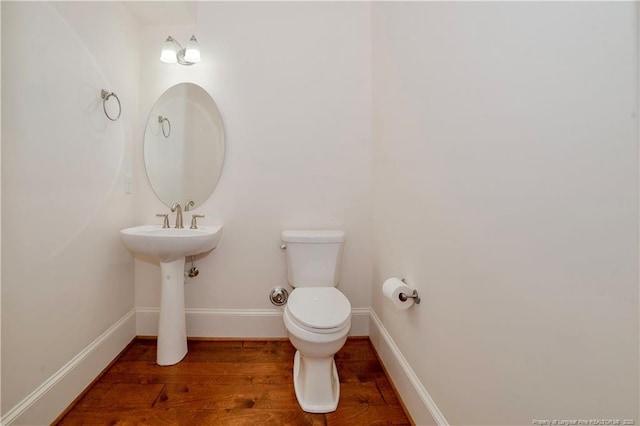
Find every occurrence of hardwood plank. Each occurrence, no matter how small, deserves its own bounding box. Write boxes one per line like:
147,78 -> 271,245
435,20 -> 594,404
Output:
375,377 -> 403,406
101,371 -> 293,386
337,382 -> 386,406
106,360 -> 292,377
74,383 -> 165,409
59,408 -> 326,426
339,371 -> 389,384
182,340 -> 295,363
335,359 -> 385,375
326,404 -> 412,426
334,339 -> 378,361
154,383 -> 299,410
116,340 -> 159,362
71,383 -> 111,409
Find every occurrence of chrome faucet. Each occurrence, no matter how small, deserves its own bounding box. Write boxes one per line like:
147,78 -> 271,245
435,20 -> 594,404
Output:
171,202 -> 183,229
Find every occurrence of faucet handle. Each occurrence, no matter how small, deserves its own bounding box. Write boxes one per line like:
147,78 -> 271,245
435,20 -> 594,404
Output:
190,214 -> 205,229
156,214 -> 170,229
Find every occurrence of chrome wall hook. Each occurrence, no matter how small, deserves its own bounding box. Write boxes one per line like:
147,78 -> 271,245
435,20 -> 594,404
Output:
101,89 -> 121,121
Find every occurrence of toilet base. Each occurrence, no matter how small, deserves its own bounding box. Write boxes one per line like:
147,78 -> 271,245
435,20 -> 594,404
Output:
292,350 -> 340,413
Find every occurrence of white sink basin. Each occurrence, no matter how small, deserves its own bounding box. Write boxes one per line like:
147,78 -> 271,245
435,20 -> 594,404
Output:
120,224 -> 223,262
119,223 -> 223,366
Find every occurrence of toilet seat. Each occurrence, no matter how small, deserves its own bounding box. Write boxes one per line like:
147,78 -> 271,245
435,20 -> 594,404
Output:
287,287 -> 351,334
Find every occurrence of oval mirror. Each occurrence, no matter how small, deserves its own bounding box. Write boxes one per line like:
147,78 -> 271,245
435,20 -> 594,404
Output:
144,83 -> 225,208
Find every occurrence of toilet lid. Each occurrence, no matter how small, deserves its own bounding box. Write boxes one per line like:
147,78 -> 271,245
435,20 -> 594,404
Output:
288,287 -> 351,330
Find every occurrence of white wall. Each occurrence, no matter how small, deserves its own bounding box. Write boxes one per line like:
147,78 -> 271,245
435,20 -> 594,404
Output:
1,2 -> 138,422
372,2 -> 639,425
134,2 -> 372,327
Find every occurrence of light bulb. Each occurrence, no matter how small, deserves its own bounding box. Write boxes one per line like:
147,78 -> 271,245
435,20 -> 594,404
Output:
160,37 -> 178,63
184,35 -> 201,63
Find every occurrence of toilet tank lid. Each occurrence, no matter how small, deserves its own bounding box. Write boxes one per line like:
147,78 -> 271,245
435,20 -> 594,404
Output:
281,230 -> 345,243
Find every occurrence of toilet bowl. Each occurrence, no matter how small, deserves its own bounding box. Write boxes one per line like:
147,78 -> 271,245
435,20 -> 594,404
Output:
280,229 -> 351,413
284,287 -> 351,413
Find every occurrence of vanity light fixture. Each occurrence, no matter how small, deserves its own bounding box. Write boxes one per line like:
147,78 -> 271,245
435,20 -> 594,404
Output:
160,35 -> 201,66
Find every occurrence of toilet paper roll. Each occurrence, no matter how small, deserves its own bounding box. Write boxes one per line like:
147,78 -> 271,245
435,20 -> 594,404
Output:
382,277 -> 414,310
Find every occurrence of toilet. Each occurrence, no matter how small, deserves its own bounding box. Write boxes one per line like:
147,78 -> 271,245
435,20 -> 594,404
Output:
281,230 -> 351,413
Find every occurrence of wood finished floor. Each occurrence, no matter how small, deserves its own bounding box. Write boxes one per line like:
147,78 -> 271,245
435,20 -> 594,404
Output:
57,338 -> 411,426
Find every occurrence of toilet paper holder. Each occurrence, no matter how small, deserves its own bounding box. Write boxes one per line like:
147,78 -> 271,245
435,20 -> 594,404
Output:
399,279 -> 421,304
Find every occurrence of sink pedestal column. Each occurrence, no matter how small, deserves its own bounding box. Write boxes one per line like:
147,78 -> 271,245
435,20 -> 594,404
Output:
157,258 -> 188,365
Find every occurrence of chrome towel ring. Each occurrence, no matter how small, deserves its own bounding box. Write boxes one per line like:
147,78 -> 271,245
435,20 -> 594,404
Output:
158,116 -> 171,138
101,89 -> 121,121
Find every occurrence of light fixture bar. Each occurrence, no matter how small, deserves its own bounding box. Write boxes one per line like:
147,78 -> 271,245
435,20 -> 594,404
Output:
160,35 -> 201,66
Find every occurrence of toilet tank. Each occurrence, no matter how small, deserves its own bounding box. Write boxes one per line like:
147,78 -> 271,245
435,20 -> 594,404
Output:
281,230 -> 345,288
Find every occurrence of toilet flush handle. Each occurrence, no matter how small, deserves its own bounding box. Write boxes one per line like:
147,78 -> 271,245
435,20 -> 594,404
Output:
269,286 -> 289,306
280,243 -> 287,250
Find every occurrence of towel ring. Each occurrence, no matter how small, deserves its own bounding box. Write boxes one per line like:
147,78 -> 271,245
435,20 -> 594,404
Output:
158,116 -> 171,138
101,89 -> 121,121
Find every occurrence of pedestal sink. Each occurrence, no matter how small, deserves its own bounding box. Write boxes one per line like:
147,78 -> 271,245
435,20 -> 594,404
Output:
120,224 -> 223,365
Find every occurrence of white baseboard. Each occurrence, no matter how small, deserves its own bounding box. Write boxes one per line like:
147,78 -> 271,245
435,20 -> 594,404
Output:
1,309 -> 136,426
136,307 -> 371,338
368,309 -> 448,426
